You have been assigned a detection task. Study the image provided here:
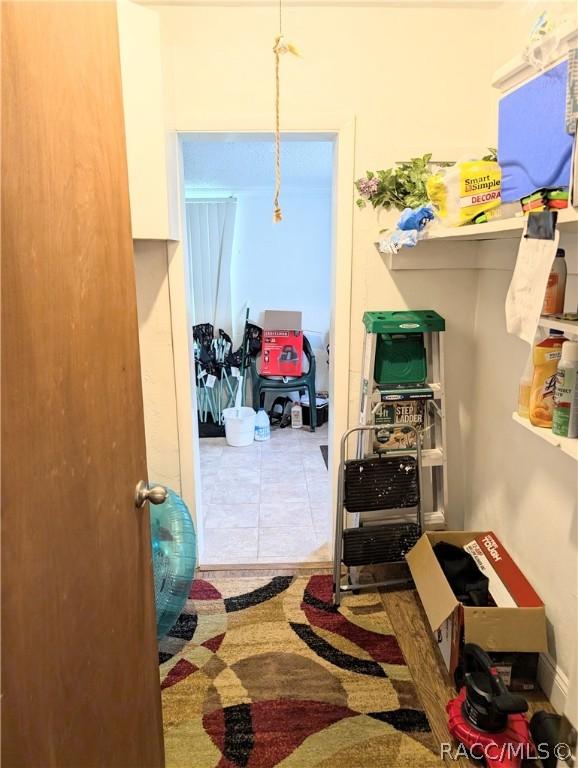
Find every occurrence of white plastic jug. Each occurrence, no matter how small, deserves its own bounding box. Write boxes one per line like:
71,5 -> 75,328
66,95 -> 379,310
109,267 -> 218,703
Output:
222,407 -> 256,447
254,408 -> 271,441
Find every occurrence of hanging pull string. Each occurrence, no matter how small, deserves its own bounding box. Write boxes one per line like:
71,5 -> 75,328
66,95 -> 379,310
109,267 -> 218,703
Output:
273,36 -> 282,222
272,0 -> 299,223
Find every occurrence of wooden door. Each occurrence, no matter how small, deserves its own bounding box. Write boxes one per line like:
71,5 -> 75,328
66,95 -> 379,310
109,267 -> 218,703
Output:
1,3 -> 165,766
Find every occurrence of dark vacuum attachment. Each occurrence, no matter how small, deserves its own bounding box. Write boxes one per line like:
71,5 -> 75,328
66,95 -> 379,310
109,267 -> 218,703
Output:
459,644 -> 529,732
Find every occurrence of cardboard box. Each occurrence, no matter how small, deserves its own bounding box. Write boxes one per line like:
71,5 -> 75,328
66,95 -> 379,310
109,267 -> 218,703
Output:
406,531 -> 547,679
374,385 -> 433,451
260,310 -> 303,377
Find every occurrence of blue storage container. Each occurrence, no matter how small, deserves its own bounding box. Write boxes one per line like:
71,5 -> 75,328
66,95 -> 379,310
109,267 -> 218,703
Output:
498,60 -> 574,202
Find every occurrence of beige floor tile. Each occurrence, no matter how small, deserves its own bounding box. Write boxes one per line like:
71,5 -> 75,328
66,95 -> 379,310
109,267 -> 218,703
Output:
260,436 -> 302,454
258,526 -> 318,559
310,502 -> 331,530
199,440 -> 225,457
302,454 -> 327,473
260,480 -> 309,503
259,501 -> 313,528
204,503 -> 259,529
299,435 -> 328,448
298,427 -> 328,443
260,456 -> 299,475
199,421 -> 332,564
219,451 -> 261,470
203,527 -> 258,560
307,480 -> 330,504
210,478 -> 260,505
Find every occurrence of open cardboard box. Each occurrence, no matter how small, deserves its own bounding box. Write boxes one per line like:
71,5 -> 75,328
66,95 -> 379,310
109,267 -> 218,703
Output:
406,531 -> 548,682
261,310 -> 303,377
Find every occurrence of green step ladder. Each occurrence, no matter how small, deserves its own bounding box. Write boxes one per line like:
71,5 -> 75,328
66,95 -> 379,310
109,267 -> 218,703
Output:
357,310 -> 448,528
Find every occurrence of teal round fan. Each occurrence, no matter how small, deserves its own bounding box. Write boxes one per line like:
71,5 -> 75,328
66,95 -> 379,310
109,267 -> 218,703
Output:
149,487 -> 196,639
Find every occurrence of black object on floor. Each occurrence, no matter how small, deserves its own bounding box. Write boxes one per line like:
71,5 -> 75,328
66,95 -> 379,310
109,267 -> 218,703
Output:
303,403 -> 329,427
433,541 -> 490,607
530,712 -> 564,768
198,414 -> 225,438
320,445 -> 328,468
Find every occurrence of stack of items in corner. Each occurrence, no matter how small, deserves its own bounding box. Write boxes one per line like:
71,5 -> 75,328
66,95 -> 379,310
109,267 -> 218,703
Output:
520,187 -> 569,215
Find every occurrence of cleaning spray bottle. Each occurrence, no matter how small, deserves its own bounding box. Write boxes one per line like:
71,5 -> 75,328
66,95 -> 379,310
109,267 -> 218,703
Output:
552,341 -> 578,438
518,329 -> 545,418
529,330 -> 567,428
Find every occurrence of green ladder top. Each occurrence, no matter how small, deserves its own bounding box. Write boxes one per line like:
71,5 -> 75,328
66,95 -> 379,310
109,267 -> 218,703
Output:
362,310 -> 445,334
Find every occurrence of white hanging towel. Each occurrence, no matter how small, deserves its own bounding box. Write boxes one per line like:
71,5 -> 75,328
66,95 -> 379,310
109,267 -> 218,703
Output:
505,223 -> 559,344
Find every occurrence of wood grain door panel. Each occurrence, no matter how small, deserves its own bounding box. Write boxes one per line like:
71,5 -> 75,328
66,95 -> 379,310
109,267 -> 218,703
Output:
1,3 -> 164,766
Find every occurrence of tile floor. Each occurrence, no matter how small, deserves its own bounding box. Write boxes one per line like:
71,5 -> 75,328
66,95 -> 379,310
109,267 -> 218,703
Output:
199,423 -> 331,564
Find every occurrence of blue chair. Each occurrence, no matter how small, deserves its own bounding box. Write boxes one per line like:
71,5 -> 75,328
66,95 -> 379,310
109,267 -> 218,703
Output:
250,335 -> 317,431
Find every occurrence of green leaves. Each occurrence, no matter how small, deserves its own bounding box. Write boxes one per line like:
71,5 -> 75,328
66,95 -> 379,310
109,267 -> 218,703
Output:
482,147 -> 498,162
355,154 -> 435,212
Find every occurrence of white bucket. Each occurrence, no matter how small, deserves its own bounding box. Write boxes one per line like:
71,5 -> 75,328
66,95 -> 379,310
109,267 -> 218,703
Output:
222,407 -> 256,447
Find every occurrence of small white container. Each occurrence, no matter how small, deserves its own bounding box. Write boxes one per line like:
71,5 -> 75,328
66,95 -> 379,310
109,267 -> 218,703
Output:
291,402 -> 303,429
553,341 -> 578,438
222,407 -> 256,447
254,408 -> 271,441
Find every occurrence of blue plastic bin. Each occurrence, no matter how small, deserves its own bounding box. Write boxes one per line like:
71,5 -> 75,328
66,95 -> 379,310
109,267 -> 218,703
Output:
498,60 -> 574,202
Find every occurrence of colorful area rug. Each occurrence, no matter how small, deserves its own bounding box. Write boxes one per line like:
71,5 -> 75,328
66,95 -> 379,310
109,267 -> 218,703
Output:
159,575 -> 439,767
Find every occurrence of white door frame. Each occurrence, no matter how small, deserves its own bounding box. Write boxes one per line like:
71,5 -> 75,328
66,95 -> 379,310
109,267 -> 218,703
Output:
167,114 -> 355,563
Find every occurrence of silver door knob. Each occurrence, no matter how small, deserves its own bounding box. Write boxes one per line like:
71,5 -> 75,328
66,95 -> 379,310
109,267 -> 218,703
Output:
135,481 -> 168,508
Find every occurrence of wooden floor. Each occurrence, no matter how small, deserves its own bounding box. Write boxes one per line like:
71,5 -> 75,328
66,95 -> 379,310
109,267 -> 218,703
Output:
198,567 -> 553,767
380,587 -> 554,766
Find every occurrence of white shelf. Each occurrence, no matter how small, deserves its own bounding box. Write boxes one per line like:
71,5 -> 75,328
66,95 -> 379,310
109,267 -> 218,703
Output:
425,208 -> 578,242
379,208 -> 578,271
512,412 -> 578,461
538,316 -> 578,338
492,23 -> 578,93
379,207 -> 578,248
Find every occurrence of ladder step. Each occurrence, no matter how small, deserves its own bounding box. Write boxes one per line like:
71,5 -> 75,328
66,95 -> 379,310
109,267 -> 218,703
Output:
344,456 -> 419,512
342,523 -> 421,566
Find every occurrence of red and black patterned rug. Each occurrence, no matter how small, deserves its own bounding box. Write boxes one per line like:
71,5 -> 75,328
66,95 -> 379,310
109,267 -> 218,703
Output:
159,575 -> 440,767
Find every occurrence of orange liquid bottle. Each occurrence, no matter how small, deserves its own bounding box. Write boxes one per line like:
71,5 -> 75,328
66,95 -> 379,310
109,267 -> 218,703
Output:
529,330 -> 567,428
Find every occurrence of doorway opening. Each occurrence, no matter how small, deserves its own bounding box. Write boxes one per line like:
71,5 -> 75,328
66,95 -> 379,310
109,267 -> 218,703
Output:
181,133 -> 334,566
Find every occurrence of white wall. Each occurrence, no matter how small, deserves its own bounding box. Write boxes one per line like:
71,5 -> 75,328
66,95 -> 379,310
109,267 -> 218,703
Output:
117,0 -> 177,239
230,189 -> 332,389
133,240 -> 181,491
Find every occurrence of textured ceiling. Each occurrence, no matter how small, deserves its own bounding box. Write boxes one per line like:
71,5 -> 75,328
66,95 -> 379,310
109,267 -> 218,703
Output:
181,137 -> 334,192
